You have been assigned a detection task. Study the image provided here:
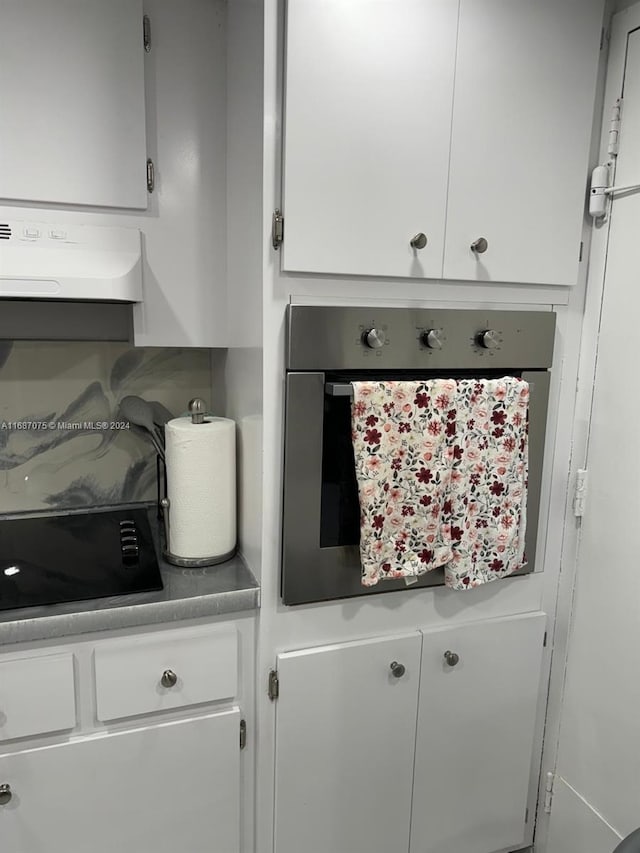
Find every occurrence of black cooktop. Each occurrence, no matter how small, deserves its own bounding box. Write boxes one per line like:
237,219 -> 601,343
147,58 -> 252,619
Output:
0,508 -> 163,612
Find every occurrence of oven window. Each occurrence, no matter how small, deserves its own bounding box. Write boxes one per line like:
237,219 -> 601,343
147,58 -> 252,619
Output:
320,394 -> 360,548
318,369 -> 522,550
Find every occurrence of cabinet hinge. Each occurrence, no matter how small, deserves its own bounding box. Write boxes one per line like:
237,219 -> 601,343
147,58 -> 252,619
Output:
608,98 -> 622,157
146,158 -> 155,193
579,241 -> 584,262
272,209 -> 284,250
543,631 -> 547,647
573,468 -> 588,518
143,15 -> 152,52
525,807 -> 529,824
544,771 -> 555,814
240,718 -> 247,750
268,669 -> 279,701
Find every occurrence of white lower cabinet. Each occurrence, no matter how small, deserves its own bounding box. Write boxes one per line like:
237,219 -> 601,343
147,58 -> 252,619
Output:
273,613 -> 546,853
0,709 -> 240,853
410,612 -> 546,853
273,632 -> 423,853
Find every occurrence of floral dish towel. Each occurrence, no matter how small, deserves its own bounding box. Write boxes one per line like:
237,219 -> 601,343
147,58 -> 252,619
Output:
443,378 -> 529,590
351,377 -> 529,590
351,380 -> 459,587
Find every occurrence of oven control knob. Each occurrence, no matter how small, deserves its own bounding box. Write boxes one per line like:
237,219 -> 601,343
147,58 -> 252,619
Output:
363,328 -> 386,349
421,329 -> 443,350
478,329 -> 500,349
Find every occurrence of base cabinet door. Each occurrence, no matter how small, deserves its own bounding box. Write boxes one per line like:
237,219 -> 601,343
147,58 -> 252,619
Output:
0,709 -> 240,853
273,633 -> 422,853
410,612 -> 546,853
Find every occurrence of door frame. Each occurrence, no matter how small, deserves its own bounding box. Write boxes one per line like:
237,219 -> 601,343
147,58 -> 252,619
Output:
534,3 -> 640,850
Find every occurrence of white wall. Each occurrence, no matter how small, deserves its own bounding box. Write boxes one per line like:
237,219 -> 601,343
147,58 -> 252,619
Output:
541,5 -> 640,852
223,0 -> 264,578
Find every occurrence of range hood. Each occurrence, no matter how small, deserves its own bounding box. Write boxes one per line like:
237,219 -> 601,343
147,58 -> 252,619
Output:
0,220 -> 142,301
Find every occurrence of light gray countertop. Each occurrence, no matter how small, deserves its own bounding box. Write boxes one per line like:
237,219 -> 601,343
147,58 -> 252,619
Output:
0,508 -> 260,646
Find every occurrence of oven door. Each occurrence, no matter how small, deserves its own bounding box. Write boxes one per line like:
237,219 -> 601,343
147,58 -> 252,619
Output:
282,370 -> 550,606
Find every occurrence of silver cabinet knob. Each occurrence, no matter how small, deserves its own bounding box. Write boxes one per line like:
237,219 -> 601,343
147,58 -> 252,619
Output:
410,233 -> 428,250
160,669 -> 178,688
0,784 -> 12,805
390,661 -> 406,678
444,650 -> 460,667
471,237 -> 488,254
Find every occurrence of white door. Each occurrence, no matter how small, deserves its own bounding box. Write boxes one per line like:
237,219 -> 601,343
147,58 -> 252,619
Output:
281,0 -> 458,279
0,0 -> 147,209
443,0 -> 603,286
273,632 -> 422,853
410,613 -> 546,853
0,710 -> 240,853
545,17 -> 640,850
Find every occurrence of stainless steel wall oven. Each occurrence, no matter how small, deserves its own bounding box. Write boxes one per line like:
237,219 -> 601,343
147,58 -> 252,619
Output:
282,306 -> 555,605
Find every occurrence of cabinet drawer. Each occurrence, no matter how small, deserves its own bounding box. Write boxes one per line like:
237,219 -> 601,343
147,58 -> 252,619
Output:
0,653 -> 76,741
94,626 -> 238,721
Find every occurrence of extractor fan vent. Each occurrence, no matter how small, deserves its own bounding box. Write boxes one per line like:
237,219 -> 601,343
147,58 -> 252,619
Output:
0,225 -> 11,240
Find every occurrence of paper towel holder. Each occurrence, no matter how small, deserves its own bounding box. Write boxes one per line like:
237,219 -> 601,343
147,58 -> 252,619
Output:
160,495 -> 236,567
159,398 -> 236,567
188,397 -> 206,424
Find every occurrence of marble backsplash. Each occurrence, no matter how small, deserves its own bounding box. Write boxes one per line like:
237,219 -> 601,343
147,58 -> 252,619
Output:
0,342 -> 212,514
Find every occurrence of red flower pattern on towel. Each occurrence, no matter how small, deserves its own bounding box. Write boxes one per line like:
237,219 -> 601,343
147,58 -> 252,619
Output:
443,378 -> 529,590
352,380 -> 457,587
351,378 -> 529,590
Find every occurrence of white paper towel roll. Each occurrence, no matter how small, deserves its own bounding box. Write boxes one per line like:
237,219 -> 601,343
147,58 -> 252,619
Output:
165,416 -> 236,561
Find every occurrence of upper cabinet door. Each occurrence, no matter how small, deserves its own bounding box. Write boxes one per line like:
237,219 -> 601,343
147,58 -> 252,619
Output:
410,612 -> 546,853
0,0 -> 147,209
443,0 -> 603,286
282,0 -> 459,278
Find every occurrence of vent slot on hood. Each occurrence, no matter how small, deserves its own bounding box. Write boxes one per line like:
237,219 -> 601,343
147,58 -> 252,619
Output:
0,225 -> 11,240
0,301 -> 132,342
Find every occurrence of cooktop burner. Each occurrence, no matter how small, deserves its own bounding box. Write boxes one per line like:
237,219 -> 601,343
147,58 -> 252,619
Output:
0,508 -> 163,612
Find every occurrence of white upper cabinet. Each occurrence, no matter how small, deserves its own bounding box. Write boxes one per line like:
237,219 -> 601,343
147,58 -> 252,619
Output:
282,0 -> 458,279
0,0 -> 147,209
443,0 -> 604,286
282,0 -> 603,286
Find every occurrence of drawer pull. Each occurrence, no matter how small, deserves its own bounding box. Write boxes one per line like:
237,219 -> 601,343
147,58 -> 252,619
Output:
389,661 -> 406,678
0,784 -> 12,805
410,232 -> 428,250
160,669 -> 178,688
470,237 -> 488,254
444,650 -> 460,667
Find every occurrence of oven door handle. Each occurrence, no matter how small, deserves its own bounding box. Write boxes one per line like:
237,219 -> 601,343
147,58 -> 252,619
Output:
325,382 -> 354,398
326,380 -> 535,398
